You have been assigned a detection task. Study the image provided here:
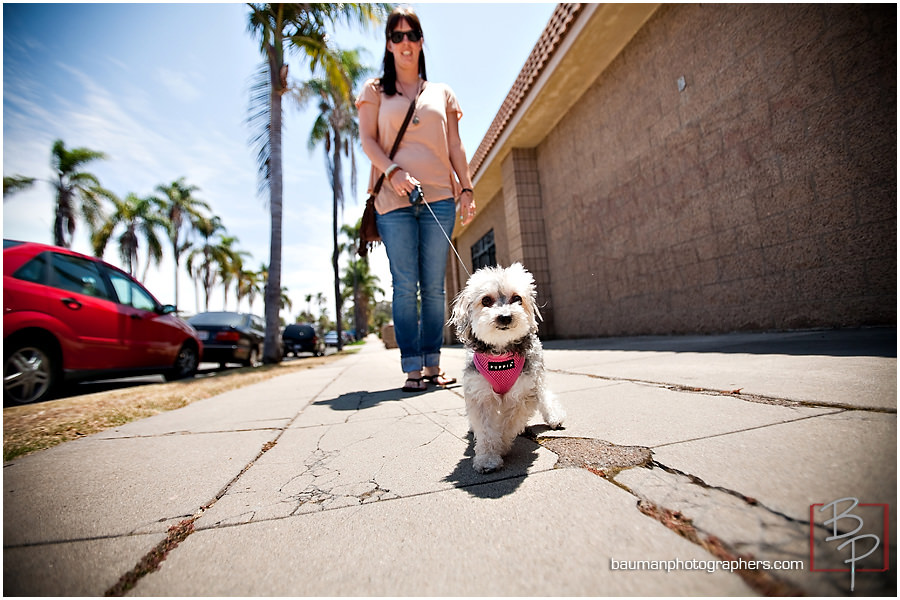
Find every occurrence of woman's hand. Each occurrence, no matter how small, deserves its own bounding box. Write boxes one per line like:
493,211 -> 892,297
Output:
459,189 -> 476,225
388,167 -> 420,197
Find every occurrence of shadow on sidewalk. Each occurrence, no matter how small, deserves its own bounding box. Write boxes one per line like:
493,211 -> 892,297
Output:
313,389 -> 407,411
442,432 -> 541,499
314,391 -> 544,500
539,327 -> 896,358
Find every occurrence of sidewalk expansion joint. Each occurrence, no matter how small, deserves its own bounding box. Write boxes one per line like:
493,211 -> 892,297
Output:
652,409 -> 846,449
633,498 -> 805,596
548,369 -> 898,413
603,458 -> 808,595
104,430 -> 286,595
647,460 -> 806,525
97,426 -> 283,441
521,430 -> 818,595
647,460 -> 869,541
605,459 -> 895,596
104,518 -> 196,596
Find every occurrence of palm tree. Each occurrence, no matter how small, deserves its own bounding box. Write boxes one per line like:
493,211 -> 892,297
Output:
339,219 -> 365,337
186,215 -> 226,312
92,193 -> 166,279
341,257 -> 383,339
238,267 -> 264,313
246,2 -> 390,363
3,175 -> 35,197
5,140 -> 113,247
216,235 -> 251,310
280,286 -> 293,316
50,140 -> 115,248
154,178 -> 210,308
295,48 -> 371,351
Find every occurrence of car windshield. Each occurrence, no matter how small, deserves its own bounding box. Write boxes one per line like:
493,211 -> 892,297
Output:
189,313 -> 245,327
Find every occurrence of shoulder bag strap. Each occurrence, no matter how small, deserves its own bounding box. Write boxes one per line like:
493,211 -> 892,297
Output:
372,88 -> 420,195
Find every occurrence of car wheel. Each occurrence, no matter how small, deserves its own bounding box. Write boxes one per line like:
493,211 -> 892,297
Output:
4,341 -> 57,404
165,342 -> 199,381
243,346 -> 260,368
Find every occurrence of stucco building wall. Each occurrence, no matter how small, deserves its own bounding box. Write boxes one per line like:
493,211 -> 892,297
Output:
452,3 -> 896,338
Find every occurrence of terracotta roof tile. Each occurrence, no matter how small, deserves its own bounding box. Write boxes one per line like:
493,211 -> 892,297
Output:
469,3 -> 584,177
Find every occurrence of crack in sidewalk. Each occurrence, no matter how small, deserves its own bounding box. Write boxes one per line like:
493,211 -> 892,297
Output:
97,426 -> 285,441
103,359 -> 354,595
104,435 -> 280,596
633,498 -> 805,595
527,434 -> 859,596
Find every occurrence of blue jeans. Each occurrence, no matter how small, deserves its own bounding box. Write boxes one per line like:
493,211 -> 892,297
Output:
376,198 -> 456,374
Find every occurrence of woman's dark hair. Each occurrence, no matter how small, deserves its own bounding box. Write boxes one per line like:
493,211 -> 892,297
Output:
380,7 -> 427,96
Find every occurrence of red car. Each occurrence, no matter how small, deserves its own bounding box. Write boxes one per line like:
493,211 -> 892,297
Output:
3,239 -> 203,404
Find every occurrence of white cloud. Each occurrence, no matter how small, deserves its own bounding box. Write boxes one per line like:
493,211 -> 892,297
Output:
156,66 -> 203,103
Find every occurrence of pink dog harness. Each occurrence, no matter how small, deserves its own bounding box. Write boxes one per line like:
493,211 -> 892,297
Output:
473,352 -> 525,394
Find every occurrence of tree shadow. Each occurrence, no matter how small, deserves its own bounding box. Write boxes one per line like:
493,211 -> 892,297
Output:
442,431 -> 543,499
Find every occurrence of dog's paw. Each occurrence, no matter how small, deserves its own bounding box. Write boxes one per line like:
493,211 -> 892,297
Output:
473,453 -> 504,473
547,410 -> 566,429
543,405 -> 566,429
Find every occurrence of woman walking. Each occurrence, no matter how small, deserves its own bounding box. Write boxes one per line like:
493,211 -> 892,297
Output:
357,6 -> 477,392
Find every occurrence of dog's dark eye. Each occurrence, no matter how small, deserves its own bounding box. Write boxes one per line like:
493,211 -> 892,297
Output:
511,295 -> 523,304
481,296 -> 494,307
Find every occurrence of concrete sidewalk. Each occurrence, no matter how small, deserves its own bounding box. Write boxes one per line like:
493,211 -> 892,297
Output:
4,328 -> 896,596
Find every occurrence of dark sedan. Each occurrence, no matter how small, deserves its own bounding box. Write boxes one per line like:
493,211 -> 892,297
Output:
187,312 -> 264,368
282,323 -> 325,357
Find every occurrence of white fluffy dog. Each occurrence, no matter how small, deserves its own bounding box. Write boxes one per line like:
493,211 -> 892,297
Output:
450,262 -> 565,473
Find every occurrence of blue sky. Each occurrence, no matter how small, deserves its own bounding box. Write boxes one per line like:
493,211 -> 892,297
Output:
3,2 -> 557,320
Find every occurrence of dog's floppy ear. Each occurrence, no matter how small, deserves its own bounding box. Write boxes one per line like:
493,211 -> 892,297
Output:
508,262 -> 542,325
449,288 -> 473,344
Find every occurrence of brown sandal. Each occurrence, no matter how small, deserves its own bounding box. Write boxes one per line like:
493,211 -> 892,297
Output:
402,377 -> 427,392
423,372 -> 456,387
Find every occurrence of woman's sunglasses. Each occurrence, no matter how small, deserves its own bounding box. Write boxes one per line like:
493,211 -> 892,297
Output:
390,29 -> 422,43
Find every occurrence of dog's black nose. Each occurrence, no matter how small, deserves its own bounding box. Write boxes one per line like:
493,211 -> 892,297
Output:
497,314 -> 513,326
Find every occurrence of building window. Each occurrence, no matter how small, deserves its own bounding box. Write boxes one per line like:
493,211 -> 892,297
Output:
471,229 -> 496,270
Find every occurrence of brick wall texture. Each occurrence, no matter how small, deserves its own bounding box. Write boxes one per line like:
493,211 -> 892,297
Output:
480,3 -> 896,338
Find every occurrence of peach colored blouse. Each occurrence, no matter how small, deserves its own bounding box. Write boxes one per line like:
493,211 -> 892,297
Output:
356,78 -> 463,214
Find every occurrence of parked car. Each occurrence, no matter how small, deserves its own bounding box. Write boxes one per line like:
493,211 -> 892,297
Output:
282,323 -> 325,357
3,239 -> 202,404
187,311 -> 264,367
324,330 -> 353,347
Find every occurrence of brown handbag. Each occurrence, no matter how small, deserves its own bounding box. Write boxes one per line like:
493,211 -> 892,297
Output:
358,89 -> 420,257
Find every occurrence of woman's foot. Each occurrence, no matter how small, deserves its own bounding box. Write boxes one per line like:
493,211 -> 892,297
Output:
423,369 -> 456,387
402,376 -> 427,392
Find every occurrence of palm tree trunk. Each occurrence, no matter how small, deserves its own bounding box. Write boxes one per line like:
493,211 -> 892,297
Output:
141,249 -> 152,283
354,288 -> 364,338
203,256 -> 212,312
54,180 -> 69,248
263,57 -> 284,363
332,130 -> 343,352
173,240 -> 180,309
